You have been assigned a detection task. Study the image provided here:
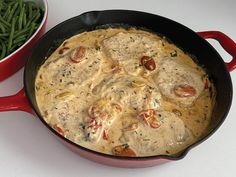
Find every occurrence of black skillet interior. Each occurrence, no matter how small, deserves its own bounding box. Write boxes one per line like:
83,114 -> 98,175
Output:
24,10 -> 232,159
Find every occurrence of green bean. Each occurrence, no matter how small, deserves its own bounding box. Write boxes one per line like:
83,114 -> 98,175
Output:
0,40 -> 6,60
0,37 -> 7,40
14,27 -> 30,38
7,17 -> 16,54
26,8 -> 40,27
13,4 -> 21,17
0,33 -> 9,37
18,4 -> 25,30
7,2 -> 19,22
34,24 -> 40,30
0,15 -> 11,28
27,22 -> 36,38
27,2 -> 33,19
0,2 -> 4,11
19,0 -> 23,9
3,5 -> 11,20
22,13 -> 27,28
9,41 -> 24,52
32,11 -> 40,24
0,23 -> 6,33
13,34 -> 27,44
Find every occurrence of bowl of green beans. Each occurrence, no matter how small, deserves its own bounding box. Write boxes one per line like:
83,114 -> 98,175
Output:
0,0 -> 48,81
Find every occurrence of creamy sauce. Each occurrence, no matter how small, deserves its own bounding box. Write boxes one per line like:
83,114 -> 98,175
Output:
35,28 -> 215,157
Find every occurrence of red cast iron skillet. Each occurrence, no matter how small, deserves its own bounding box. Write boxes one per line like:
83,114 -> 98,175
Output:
0,10 -> 236,168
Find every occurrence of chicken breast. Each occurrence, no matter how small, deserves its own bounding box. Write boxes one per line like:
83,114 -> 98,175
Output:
92,74 -> 162,112
41,46 -> 103,87
154,58 -> 205,107
121,111 -> 193,156
102,31 -> 162,76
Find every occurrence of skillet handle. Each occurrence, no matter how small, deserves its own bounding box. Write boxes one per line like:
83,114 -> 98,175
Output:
0,88 -> 33,114
197,31 -> 236,72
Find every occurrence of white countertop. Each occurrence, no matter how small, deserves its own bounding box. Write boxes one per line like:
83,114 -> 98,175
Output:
1,0 -> 236,176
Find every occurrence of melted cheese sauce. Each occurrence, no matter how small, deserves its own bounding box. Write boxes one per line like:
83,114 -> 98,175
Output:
35,28 -> 215,157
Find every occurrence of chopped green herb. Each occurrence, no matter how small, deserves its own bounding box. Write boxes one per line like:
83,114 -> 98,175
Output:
143,138 -> 150,141
122,143 -> 129,148
170,50 -> 178,57
35,85 -> 40,91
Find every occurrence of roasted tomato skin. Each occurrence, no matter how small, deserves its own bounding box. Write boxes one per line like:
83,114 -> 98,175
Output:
140,56 -> 156,71
137,109 -> 161,129
102,129 -> 109,140
70,46 -> 86,63
54,125 -> 65,136
174,84 -> 197,97
112,144 -> 136,157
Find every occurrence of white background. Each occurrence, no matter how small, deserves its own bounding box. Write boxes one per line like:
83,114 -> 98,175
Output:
0,0 -> 236,176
